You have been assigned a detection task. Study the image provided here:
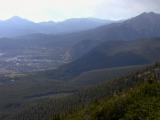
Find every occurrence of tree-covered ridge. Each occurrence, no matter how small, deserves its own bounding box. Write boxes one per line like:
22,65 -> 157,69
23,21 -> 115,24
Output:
9,62 -> 160,120
0,66 -> 144,120
65,76 -> 160,120
60,37 -> 160,74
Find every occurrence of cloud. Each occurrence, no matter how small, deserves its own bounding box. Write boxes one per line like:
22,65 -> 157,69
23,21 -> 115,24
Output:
0,0 -> 160,22
92,0 -> 160,20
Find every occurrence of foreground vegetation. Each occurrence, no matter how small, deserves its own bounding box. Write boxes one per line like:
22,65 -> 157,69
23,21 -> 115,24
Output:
5,62 -> 160,120
0,65 -> 143,120
65,76 -> 160,120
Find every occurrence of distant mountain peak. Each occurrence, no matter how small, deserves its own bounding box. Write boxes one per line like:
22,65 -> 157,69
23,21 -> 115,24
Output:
138,11 -> 159,18
125,11 -> 160,24
61,18 -> 113,24
9,16 -> 23,19
7,16 -> 26,21
142,11 -> 157,14
5,16 -> 34,24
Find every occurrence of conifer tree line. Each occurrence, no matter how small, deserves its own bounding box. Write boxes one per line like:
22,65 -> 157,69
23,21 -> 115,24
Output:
6,62 -> 160,120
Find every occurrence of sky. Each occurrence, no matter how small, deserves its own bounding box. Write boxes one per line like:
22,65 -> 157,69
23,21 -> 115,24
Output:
0,0 -> 160,22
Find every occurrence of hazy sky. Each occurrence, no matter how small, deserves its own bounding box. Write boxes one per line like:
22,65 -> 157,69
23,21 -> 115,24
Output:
0,0 -> 160,22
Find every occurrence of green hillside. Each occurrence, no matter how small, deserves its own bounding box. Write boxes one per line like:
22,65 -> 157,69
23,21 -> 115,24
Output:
70,65 -> 144,86
65,76 -> 160,120
0,65 -> 143,120
8,62 -> 160,120
1,37 -> 160,120
60,37 -> 160,73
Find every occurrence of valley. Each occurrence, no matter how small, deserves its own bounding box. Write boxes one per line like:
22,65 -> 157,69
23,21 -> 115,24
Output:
0,47 -> 65,73
1,12 -> 160,73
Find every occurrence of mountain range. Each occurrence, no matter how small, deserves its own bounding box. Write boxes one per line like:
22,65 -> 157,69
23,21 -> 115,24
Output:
0,12 -> 160,72
0,16 -> 112,38
63,12 -> 160,61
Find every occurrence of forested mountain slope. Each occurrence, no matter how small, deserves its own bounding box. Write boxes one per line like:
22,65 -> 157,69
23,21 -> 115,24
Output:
59,37 -> 160,74
65,75 -> 160,120
62,12 -> 160,61
0,65 -> 143,120
9,62 -> 160,120
59,12 -> 160,44
87,12 -> 160,41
